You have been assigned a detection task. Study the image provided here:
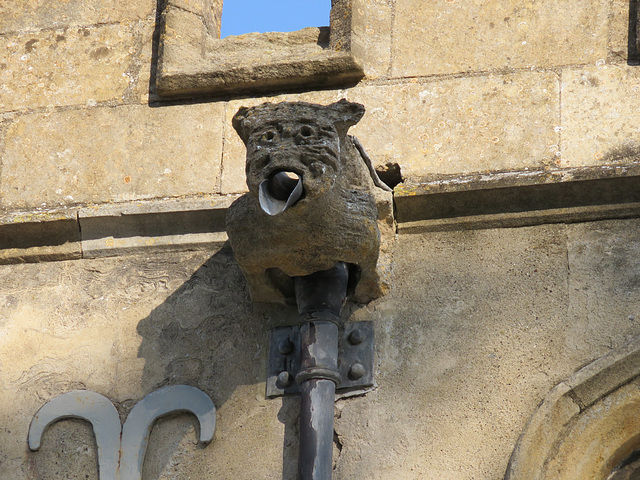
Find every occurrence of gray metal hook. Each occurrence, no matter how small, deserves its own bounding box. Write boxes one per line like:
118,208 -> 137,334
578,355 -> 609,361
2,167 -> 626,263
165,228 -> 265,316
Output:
118,385 -> 216,480
28,386 -> 216,480
28,390 -> 121,480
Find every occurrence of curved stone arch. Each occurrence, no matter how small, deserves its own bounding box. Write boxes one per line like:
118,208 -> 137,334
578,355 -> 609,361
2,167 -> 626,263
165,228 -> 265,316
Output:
505,335 -> 640,480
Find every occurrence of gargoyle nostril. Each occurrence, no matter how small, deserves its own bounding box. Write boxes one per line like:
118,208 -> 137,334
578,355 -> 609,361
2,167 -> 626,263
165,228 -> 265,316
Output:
267,171 -> 301,201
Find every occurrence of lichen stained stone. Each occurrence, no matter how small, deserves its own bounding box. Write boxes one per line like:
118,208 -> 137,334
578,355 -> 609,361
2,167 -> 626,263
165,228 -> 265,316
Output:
225,100 -> 386,304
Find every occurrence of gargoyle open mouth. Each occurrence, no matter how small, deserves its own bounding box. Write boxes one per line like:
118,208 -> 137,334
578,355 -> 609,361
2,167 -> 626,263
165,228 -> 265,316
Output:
259,170 -> 304,215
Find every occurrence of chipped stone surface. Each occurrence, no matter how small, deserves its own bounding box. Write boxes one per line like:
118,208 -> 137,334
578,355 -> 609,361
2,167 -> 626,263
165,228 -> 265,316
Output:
1,103 -> 224,209
0,22 -> 149,112
561,64 -> 640,168
392,0 -> 609,77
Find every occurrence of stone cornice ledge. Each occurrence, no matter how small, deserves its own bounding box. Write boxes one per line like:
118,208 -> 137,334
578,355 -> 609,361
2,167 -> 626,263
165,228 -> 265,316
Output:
0,195 -> 238,265
2,162 -> 640,265
395,161 -> 640,233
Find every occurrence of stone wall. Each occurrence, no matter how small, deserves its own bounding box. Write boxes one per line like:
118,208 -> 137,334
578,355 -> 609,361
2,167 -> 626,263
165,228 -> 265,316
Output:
1,0 -> 640,478
2,0 -> 638,209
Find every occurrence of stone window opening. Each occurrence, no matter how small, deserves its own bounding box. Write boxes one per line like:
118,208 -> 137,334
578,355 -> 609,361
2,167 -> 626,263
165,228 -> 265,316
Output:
156,0 -> 365,98
220,0 -> 331,38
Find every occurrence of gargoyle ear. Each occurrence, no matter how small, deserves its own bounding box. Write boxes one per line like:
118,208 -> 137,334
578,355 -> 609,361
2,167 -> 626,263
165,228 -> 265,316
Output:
327,99 -> 365,138
232,106 -> 252,144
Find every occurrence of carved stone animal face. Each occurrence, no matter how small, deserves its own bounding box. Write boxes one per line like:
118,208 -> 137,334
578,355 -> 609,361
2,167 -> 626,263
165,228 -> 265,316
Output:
226,99 -> 384,304
232,100 -> 365,211
243,118 -> 340,200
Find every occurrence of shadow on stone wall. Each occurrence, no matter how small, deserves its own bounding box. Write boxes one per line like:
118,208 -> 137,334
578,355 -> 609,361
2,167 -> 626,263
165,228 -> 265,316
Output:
135,242 -> 300,478
628,0 -> 639,64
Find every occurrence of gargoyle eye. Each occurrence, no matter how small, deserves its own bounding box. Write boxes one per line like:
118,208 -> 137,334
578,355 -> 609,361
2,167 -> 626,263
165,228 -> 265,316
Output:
300,125 -> 313,137
263,131 -> 276,141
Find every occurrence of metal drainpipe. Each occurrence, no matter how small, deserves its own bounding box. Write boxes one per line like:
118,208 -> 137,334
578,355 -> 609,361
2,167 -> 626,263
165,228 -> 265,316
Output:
294,262 -> 349,480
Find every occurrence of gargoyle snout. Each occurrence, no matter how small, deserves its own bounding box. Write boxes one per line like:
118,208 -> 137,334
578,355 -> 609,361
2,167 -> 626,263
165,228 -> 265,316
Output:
259,170 -> 304,216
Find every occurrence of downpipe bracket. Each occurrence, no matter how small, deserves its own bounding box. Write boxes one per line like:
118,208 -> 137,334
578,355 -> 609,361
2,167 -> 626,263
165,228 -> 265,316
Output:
266,321 -> 375,398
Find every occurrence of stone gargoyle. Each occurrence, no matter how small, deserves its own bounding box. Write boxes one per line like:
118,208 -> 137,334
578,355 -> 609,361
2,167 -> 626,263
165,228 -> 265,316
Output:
225,99 -> 390,304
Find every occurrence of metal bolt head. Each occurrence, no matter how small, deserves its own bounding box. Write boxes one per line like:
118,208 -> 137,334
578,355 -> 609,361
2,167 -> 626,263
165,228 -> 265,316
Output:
348,363 -> 366,380
276,371 -> 292,388
348,329 -> 364,345
278,338 -> 294,355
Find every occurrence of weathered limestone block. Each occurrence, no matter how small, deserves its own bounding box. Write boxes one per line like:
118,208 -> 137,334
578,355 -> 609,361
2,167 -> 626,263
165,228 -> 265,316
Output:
351,0 -> 393,78
565,219 -> 640,357
0,208 -> 81,264
0,22 -> 149,112
78,196 -> 232,258
226,100 -> 387,304
1,103 -> 224,209
334,219 -> 640,480
167,0 -> 223,37
335,224 -> 573,479
158,15 -> 363,97
637,1 -> 640,55
346,73 -> 560,180
392,0 -> 609,77
561,64 -> 640,168
609,0 -> 634,62
0,0 -> 154,35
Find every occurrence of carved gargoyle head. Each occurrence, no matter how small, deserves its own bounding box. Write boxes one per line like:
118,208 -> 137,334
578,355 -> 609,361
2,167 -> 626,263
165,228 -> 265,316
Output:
226,100 -> 384,304
232,99 -> 365,215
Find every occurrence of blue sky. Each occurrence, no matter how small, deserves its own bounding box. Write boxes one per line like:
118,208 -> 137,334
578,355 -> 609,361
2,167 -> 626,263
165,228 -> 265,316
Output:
221,1 -> 331,38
